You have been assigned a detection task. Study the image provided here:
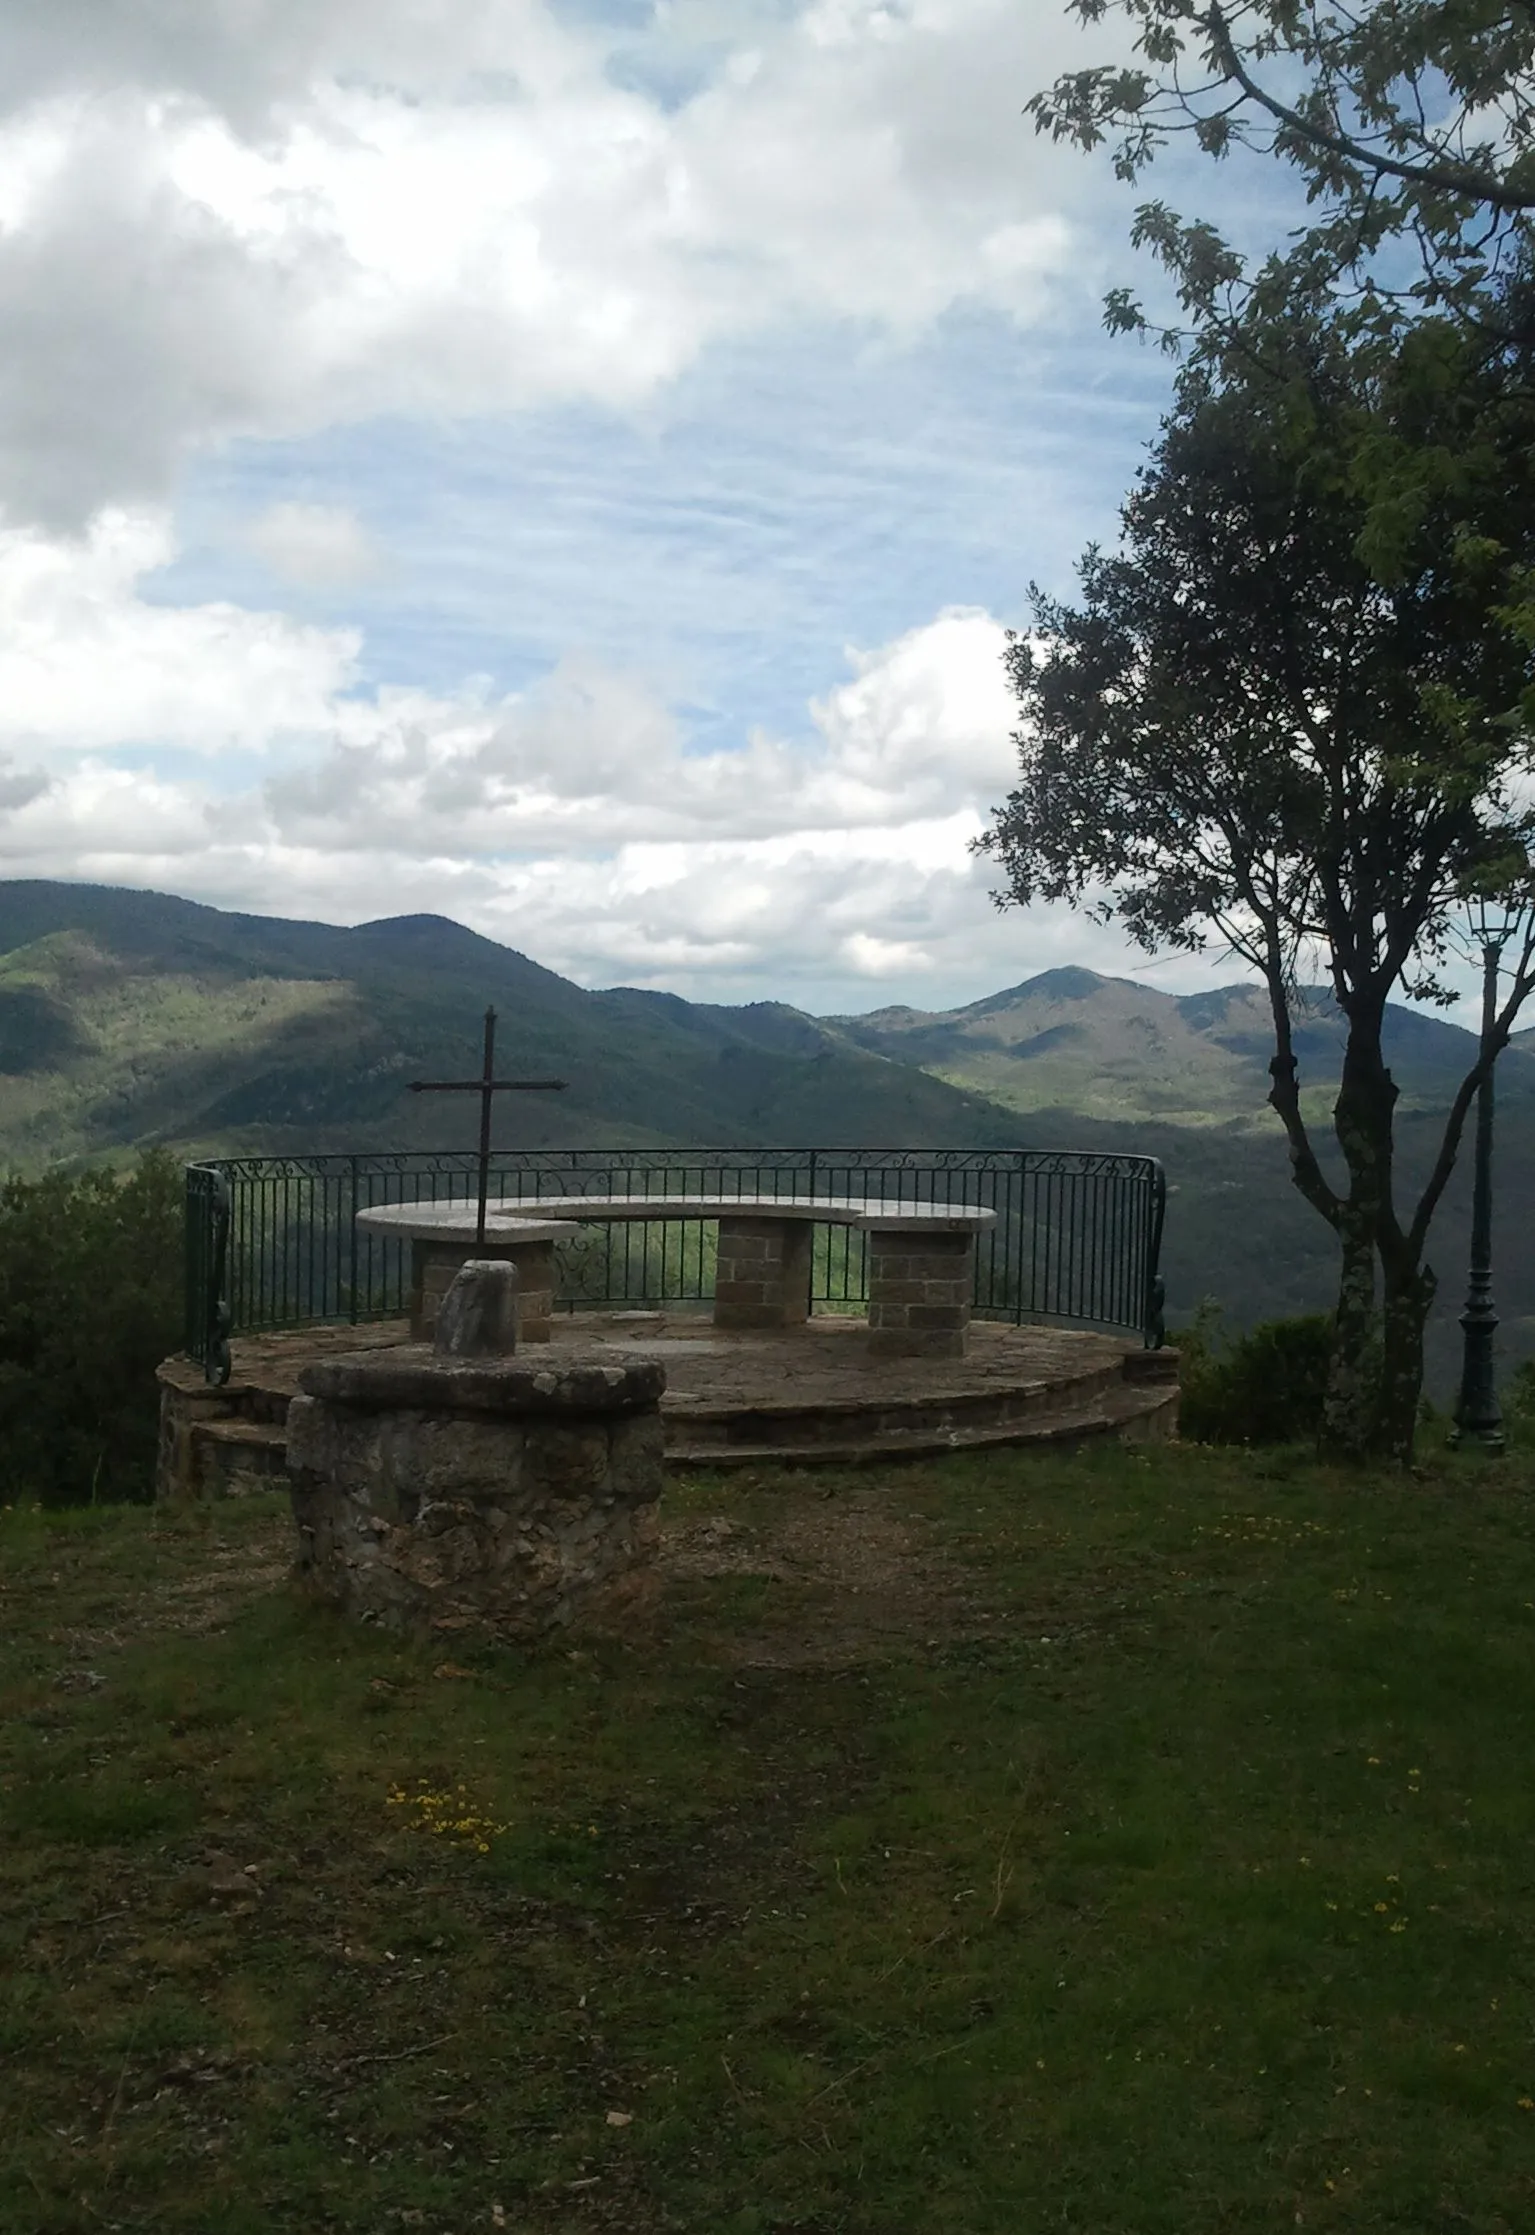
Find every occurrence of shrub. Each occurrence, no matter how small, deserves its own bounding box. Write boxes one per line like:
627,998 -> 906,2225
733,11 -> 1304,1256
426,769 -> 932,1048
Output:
0,1153 -> 182,1506
1503,1360 -> 1535,1450
1174,1306 -> 1334,1447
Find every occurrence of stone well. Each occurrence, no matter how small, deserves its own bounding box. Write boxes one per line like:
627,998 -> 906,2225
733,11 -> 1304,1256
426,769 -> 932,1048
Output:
286,1344 -> 666,1639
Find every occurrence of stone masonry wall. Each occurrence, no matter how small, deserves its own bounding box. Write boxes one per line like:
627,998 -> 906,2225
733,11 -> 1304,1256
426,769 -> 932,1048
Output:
713,1216 -> 813,1330
866,1229 -> 974,1360
412,1239 -> 555,1344
286,1354 -> 664,1638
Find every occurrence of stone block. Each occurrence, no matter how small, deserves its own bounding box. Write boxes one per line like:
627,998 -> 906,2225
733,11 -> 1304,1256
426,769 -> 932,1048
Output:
866,1226 -> 975,1361
287,1346 -> 665,1640
718,1233 -> 773,1263
411,1239 -> 556,1344
713,1214 -> 812,1329
434,1259 -> 519,1357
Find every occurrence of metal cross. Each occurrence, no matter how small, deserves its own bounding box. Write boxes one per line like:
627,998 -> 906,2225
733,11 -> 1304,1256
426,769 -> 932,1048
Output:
408,1006 -> 567,1243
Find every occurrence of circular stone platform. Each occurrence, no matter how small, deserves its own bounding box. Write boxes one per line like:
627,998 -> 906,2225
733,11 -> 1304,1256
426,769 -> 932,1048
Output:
156,1313 -> 1180,1497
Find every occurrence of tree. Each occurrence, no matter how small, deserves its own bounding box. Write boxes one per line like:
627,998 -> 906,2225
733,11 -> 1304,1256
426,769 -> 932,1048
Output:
0,1153 -> 182,1504
1033,0 -> 1535,339
978,298 -> 1535,1462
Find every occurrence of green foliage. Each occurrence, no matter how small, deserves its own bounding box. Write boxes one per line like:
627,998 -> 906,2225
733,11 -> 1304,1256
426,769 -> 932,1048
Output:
1173,1305 -> 1334,1445
1033,0 -> 1535,341
1502,1358 -> 1535,1451
979,292 -> 1535,1462
0,1153 -> 182,1506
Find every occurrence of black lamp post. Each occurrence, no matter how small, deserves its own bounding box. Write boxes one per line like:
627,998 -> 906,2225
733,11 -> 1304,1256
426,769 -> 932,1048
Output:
1451,900 -> 1513,1453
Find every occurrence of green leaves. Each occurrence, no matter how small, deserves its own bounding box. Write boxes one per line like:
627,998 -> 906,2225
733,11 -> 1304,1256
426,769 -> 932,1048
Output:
1032,0 -> 1535,346
0,1152 -> 182,1505
978,292 -> 1535,1454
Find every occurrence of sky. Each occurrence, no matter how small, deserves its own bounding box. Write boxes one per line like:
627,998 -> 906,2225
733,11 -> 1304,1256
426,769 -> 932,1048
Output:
0,0 -> 1272,1014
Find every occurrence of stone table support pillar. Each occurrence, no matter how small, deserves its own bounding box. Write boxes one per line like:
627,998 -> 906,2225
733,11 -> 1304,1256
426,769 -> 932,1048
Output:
411,1237 -> 556,1344
865,1227 -> 976,1360
713,1216 -> 813,1330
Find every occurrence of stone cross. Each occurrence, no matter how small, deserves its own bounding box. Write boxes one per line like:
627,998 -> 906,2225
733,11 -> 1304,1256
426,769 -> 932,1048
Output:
409,1006 -> 566,1242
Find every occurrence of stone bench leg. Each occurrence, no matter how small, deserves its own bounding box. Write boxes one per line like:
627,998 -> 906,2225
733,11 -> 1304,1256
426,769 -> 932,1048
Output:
411,1240 -> 555,1344
866,1229 -> 974,1360
713,1216 -> 813,1330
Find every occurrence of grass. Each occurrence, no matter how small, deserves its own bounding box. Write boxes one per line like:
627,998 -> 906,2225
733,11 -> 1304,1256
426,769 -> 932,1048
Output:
3,1436 -> 1535,2232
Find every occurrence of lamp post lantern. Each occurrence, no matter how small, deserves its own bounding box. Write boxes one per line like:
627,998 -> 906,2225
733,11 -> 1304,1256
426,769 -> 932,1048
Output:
1451,904 -> 1512,1453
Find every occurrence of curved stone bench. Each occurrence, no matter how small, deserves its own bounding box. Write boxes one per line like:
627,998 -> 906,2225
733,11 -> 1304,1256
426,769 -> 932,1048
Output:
527,1194 -> 998,1359
356,1193 -> 997,1358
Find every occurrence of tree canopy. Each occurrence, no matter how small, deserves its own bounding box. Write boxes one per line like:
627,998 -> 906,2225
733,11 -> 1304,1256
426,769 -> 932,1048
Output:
980,294 -> 1535,1458
1033,1 -> 1535,336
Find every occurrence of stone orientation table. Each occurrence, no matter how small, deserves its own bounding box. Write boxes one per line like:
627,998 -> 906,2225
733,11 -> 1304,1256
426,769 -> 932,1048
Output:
358,1194 -> 996,1359
353,1203 -> 576,1344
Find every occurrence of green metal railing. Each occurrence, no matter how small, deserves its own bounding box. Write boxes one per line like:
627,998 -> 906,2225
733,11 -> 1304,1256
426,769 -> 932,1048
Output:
184,1146 -> 1167,1382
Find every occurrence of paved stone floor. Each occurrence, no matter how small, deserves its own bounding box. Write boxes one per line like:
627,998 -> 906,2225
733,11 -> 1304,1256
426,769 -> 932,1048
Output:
197,1310 -> 1136,1419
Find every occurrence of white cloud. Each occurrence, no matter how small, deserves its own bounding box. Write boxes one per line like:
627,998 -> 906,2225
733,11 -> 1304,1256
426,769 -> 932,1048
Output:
256,605 -> 1016,850
0,510 -> 357,750
241,500 -> 384,588
0,0 -> 1118,527
0,0 -> 1180,1012
0,504 -> 1074,1000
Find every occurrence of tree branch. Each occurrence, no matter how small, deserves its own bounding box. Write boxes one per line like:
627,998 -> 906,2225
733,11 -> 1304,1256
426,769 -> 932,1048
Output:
1405,927 -> 1535,1259
1202,3 -> 1535,212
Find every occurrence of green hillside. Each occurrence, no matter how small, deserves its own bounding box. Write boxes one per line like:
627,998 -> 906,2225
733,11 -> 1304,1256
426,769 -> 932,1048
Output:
837,969 -> 1535,1389
0,882 -> 1026,1170
3,879 -> 1529,1392
834,963 -> 1535,1131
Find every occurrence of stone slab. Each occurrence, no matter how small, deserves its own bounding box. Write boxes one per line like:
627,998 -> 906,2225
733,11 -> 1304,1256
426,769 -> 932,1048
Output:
516,1194 -> 997,1233
355,1203 -> 578,1244
298,1347 -> 666,1418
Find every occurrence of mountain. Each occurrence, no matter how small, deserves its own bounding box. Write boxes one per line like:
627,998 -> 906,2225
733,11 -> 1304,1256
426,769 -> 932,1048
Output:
837,967 -> 1535,1390
3,880 -> 1530,1393
835,965 -> 1535,1130
0,881 -> 1026,1168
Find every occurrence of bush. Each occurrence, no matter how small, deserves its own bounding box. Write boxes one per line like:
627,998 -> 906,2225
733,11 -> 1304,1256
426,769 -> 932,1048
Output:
1503,1360 -> 1535,1450
1173,1306 -> 1333,1447
0,1153 -> 182,1506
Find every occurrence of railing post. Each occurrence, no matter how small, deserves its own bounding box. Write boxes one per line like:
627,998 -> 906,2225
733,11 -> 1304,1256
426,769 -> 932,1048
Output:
184,1163 -> 233,1386
1144,1162 -> 1168,1349
348,1154 -> 360,1323
184,1165 -> 203,1365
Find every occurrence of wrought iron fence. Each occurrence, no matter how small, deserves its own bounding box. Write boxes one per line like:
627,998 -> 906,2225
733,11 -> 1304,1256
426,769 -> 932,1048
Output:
184,1147 -> 1166,1381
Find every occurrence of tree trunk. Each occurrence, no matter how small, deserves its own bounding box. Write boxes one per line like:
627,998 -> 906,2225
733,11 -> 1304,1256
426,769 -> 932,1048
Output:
1319,1002 -> 1400,1465
1320,1203 -> 1378,1461
1376,1249 -> 1435,1466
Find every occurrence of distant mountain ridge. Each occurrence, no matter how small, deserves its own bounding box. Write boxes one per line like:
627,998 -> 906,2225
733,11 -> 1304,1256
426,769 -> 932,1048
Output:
834,965 -> 1535,1132
3,879 -> 1530,1388
0,881 -> 1026,1168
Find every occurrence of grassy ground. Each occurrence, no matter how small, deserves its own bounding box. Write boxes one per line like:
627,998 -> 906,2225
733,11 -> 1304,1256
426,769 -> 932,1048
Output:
4,1435 -> 1535,2233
